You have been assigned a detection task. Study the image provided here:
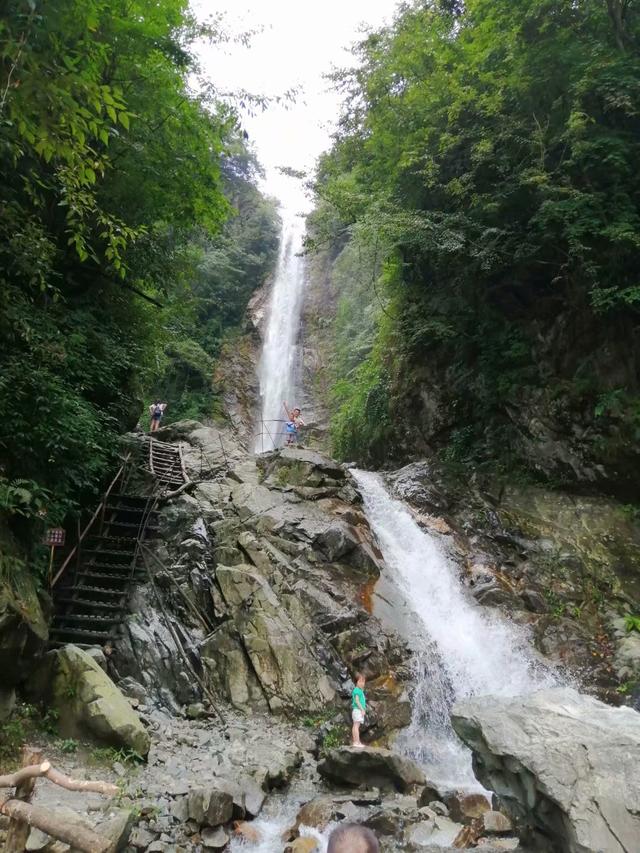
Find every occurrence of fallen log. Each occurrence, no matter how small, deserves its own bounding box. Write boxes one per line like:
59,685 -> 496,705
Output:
0,799 -> 112,853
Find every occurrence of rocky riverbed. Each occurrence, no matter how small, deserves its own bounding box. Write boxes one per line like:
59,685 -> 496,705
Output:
3,420 -> 640,852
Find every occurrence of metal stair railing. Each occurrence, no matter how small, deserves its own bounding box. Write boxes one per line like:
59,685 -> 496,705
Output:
50,454 -> 131,589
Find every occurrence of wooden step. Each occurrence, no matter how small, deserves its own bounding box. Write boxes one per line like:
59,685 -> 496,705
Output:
104,520 -> 159,532
80,560 -> 136,571
109,494 -> 153,506
68,585 -> 127,596
76,571 -> 132,583
57,597 -> 123,610
82,548 -> 136,559
49,627 -> 111,642
56,614 -> 118,626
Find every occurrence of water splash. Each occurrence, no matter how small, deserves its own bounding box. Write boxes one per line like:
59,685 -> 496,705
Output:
256,215 -> 306,451
352,469 -> 556,789
228,791 -> 331,853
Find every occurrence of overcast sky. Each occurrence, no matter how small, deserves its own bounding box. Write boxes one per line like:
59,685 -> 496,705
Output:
194,0 -> 399,213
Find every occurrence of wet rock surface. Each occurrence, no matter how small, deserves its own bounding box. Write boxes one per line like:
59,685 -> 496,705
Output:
317,746 -> 426,793
385,459 -> 640,701
111,427 -> 408,732
452,687 -> 640,853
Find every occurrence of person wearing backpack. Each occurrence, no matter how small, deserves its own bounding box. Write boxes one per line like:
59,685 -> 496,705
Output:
148,400 -> 167,432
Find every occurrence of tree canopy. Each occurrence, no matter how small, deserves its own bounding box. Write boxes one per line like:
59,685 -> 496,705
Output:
312,0 -> 640,489
0,0 -> 276,575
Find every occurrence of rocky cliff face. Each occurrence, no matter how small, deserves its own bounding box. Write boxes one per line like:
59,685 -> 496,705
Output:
6,418 -> 639,852
109,424 -> 411,742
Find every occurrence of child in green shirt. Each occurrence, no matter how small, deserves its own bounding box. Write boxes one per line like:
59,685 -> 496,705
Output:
351,673 -> 366,748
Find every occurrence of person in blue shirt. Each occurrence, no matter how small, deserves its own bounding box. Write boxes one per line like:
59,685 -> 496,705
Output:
351,672 -> 367,748
283,401 -> 305,446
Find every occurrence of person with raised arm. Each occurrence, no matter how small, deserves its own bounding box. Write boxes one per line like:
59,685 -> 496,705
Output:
282,400 -> 305,446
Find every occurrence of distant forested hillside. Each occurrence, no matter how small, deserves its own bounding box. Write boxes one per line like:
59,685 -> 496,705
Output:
310,0 -> 640,497
0,0 -> 278,580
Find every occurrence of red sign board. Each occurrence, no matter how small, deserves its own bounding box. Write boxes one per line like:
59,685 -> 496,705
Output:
44,528 -> 66,547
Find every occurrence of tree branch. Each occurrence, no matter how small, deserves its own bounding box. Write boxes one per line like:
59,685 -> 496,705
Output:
0,762 -> 118,796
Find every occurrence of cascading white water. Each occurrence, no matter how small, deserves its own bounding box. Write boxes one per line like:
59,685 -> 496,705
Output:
256,214 -> 306,451
352,469 -> 557,790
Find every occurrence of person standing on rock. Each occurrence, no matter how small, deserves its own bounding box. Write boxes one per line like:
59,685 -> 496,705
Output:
283,401 -> 305,445
351,673 -> 367,748
148,399 -> 167,433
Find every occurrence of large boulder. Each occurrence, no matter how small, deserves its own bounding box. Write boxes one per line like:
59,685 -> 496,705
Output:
317,746 -> 426,793
451,687 -> 640,853
50,644 -> 150,756
257,447 -> 346,486
203,565 -> 335,712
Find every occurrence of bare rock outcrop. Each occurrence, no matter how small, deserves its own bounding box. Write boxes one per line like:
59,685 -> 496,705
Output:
451,687 -> 640,853
318,746 -> 426,793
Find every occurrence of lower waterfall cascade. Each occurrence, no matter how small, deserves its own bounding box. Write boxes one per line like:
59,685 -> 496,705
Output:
352,469 -> 558,790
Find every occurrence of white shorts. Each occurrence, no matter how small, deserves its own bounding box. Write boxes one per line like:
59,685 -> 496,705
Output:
352,708 -> 365,724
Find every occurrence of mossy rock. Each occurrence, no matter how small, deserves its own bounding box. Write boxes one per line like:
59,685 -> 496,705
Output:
52,644 -> 150,757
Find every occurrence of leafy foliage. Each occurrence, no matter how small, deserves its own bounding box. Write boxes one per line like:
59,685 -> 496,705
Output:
313,0 -> 640,475
0,1 -> 276,577
625,614 -> 640,633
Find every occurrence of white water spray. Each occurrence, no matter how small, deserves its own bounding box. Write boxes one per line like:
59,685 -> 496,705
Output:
353,470 -> 556,789
256,215 -> 306,451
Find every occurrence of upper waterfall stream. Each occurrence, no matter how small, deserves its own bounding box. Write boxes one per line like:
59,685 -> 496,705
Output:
256,215 -> 306,451
352,469 -> 557,790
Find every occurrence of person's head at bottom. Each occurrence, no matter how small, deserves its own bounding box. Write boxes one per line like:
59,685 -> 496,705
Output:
327,823 -> 379,853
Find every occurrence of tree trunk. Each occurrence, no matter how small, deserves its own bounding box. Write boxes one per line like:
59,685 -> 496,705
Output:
4,745 -> 42,853
0,800 -> 111,853
606,0 -> 628,51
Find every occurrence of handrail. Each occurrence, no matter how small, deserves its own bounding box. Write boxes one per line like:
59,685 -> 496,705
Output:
50,457 -> 129,588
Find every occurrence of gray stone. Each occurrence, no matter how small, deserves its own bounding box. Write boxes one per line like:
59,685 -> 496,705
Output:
84,646 -> 107,671
318,747 -> 426,793
482,811 -> 513,834
129,827 -> 158,849
26,828 -> 51,851
429,801 -> 449,817
405,821 -> 435,848
444,792 -> 491,824
200,826 -> 229,850
452,687 -> 640,853
117,677 -> 148,703
187,787 -> 233,827
185,702 -> 205,719
205,565 -> 335,712
96,808 -> 135,852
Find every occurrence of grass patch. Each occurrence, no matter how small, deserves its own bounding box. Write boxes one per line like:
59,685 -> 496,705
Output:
321,724 -> 347,750
88,746 -> 144,767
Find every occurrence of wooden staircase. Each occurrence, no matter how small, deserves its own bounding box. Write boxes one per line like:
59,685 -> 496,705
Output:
49,439 -> 188,648
145,437 -> 187,490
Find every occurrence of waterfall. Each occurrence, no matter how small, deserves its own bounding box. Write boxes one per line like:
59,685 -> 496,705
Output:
352,469 -> 557,790
256,214 -> 306,452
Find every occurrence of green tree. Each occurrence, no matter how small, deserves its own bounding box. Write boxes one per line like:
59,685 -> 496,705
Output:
313,0 -> 640,484
0,0 -> 265,567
